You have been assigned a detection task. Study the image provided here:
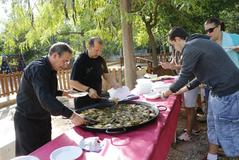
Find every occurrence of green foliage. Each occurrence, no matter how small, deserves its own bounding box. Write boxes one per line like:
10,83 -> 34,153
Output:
219,3 -> 239,33
0,0 -> 239,65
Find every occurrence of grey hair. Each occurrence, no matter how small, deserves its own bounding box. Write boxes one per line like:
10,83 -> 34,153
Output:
88,37 -> 103,48
49,42 -> 73,56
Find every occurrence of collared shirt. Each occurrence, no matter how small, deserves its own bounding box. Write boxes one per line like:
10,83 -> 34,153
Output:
16,57 -> 73,119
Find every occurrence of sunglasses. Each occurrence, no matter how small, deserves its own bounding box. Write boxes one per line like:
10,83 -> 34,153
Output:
205,26 -> 217,33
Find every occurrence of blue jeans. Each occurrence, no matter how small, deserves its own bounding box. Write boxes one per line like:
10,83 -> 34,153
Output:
207,90 -> 239,157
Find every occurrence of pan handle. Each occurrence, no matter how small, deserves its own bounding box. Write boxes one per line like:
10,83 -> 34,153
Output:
106,128 -> 127,134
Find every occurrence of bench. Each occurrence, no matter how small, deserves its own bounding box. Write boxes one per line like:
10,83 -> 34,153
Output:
0,72 -> 22,109
0,69 -> 124,109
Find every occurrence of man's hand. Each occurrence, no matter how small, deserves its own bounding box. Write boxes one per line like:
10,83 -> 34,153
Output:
88,88 -> 100,99
232,46 -> 239,52
111,82 -> 121,89
160,62 -> 175,70
62,90 -> 73,98
70,112 -> 86,126
162,90 -> 173,98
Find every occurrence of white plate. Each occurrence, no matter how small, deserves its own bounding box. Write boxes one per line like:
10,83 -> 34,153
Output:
68,92 -> 88,98
143,91 -> 162,99
11,155 -> 39,160
50,146 -> 83,160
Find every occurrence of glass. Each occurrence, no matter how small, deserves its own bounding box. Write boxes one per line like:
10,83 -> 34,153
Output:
205,26 -> 217,33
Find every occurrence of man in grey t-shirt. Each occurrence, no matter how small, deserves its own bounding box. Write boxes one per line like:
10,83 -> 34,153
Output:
163,27 -> 239,159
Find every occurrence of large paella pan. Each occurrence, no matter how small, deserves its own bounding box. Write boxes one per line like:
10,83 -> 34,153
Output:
76,100 -> 160,134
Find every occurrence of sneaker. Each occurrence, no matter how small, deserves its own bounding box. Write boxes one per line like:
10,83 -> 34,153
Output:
217,146 -> 225,157
183,128 -> 201,136
196,107 -> 204,114
197,113 -> 207,122
201,155 -> 207,160
177,131 -> 191,141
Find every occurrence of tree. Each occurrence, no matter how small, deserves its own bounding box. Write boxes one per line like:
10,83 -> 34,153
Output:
120,0 -> 136,89
132,0 -> 160,69
1,0 -> 239,68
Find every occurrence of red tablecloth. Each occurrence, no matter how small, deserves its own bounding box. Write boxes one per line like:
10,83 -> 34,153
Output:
31,95 -> 181,160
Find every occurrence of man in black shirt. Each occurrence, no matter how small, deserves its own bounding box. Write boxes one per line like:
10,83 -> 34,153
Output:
70,37 -> 120,109
14,42 -> 85,156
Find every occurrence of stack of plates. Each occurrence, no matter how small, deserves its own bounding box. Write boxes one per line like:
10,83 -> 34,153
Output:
143,91 -> 162,100
152,82 -> 170,92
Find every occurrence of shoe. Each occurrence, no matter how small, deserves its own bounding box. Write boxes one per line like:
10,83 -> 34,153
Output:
217,146 -> 225,157
177,131 -> 191,141
183,128 -> 201,136
202,155 -> 207,160
196,107 -> 204,114
197,113 -> 207,122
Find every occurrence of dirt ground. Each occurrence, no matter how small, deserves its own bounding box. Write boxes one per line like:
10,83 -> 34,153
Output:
167,107 -> 208,160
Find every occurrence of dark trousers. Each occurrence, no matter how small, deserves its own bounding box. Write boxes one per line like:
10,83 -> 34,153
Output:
14,112 -> 52,156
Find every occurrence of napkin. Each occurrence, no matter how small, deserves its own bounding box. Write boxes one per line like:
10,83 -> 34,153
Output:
79,137 -> 103,152
108,86 -> 130,101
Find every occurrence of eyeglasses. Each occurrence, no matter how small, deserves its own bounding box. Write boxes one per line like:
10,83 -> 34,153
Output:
205,26 -> 217,33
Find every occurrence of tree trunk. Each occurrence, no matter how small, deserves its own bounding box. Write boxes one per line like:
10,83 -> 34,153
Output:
120,0 -> 136,89
146,26 -> 158,69
82,40 -> 86,51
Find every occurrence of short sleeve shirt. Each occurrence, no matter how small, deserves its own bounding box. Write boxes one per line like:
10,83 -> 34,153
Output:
70,51 -> 108,94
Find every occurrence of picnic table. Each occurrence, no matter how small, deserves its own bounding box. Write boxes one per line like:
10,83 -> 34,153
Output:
30,92 -> 181,160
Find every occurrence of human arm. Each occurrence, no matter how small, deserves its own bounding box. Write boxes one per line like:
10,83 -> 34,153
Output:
57,90 -> 80,99
101,57 -> 121,89
56,90 -> 71,98
185,78 -> 201,90
173,86 -> 188,95
69,55 -> 100,99
163,78 -> 201,98
69,80 -> 100,99
102,73 -> 121,89
69,112 -> 86,126
163,86 -> 188,98
174,79 -> 201,95
230,33 -> 239,52
162,47 -> 201,97
160,58 -> 182,71
169,47 -> 200,92
231,46 -> 239,52
57,90 -> 74,98
31,67 -> 73,118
